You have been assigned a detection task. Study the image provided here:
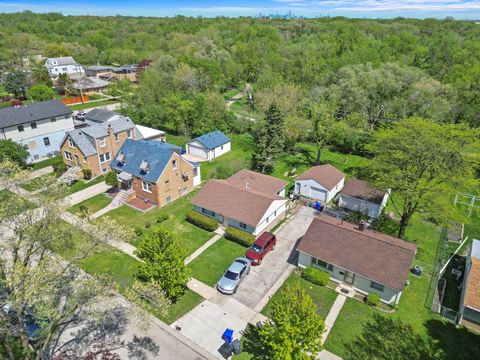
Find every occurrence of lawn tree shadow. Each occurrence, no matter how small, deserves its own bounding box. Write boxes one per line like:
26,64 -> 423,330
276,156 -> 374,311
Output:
343,314 -> 438,360
52,305 -> 159,360
295,147 -> 316,167
426,318 -> 480,360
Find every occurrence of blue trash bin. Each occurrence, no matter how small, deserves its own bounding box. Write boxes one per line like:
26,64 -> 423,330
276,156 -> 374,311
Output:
315,201 -> 321,210
222,328 -> 234,344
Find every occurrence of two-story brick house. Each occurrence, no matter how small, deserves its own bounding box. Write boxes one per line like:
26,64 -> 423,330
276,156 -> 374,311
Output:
0,100 -> 74,163
110,139 -> 201,208
59,117 -> 139,178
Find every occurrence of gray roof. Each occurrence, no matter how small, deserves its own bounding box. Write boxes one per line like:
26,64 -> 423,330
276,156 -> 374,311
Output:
73,77 -> 109,90
85,65 -> 114,72
0,99 -> 72,128
46,56 -> 78,66
472,239 -> 480,259
84,109 -> 117,123
65,117 -> 136,157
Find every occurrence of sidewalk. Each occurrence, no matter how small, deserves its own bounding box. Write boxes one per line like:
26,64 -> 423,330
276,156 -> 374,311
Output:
321,294 -> 346,345
184,234 -> 222,265
63,182 -> 110,206
29,165 -> 54,179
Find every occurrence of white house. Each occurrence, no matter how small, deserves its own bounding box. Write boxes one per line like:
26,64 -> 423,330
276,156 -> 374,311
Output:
294,164 -> 345,202
192,169 -> 288,236
0,100 -> 74,163
186,130 -> 231,160
338,179 -> 390,218
44,56 -> 84,78
459,239 -> 480,327
297,215 -> 417,304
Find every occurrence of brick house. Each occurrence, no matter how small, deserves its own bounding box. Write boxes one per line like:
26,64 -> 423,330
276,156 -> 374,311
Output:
59,117 -> 138,178
110,139 -> 201,208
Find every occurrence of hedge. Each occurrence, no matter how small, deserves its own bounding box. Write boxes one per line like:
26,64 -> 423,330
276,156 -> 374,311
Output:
366,292 -> 380,306
301,266 -> 330,286
186,210 -> 219,232
224,227 -> 255,247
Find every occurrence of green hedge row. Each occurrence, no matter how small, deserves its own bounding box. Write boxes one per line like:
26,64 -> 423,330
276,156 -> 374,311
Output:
186,210 -> 219,232
301,266 -> 330,286
224,226 -> 255,247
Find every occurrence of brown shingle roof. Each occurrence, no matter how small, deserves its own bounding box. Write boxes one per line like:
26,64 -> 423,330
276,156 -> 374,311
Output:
296,165 -> 344,191
227,169 -> 288,195
340,179 -> 387,205
464,258 -> 480,310
297,215 -> 417,290
191,172 -> 288,228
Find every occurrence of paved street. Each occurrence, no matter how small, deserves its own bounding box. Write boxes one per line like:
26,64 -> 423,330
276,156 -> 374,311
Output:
232,206 -> 318,308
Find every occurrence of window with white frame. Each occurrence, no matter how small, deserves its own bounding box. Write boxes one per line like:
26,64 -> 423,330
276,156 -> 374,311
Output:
43,137 -> 50,146
64,151 -> 72,160
127,130 -> 132,138
99,137 -> 106,147
370,281 -> 384,292
99,152 -> 110,163
239,222 -> 247,230
17,125 -> 24,132
142,181 -> 152,193
311,257 -> 333,271
114,133 -> 120,142
68,138 -> 75,148
102,168 -> 108,173
166,196 -> 172,203
30,122 -> 37,129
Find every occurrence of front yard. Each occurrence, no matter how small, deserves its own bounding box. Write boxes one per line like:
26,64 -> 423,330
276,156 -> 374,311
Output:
187,238 -> 247,287
102,190 -> 213,256
20,173 -> 106,194
69,193 -> 112,216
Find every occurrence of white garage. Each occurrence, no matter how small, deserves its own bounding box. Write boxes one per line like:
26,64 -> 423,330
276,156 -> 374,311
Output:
294,164 -> 345,203
186,130 -> 231,160
338,179 -> 390,218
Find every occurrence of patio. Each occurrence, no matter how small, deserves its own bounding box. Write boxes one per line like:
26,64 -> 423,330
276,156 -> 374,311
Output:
126,197 -> 155,212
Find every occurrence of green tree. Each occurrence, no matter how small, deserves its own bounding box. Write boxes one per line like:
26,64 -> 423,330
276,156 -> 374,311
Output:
0,139 -> 29,166
135,226 -> 190,301
244,284 -> 324,359
43,43 -> 71,58
2,70 -> 27,98
105,171 -> 118,189
27,83 -> 56,101
251,103 -> 285,174
368,118 -> 480,238
30,62 -> 53,87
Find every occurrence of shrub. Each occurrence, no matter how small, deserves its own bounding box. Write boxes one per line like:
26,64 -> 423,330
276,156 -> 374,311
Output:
105,171 -> 118,188
344,211 -> 369,224
366,293 -> 380,306
186,210 -> 219,231
224,227 -> 255,247
301,266 -> 330,286
81,168 -> 92,180
53,162 -> 67,176
156,213 -> 169,223
371,214 -> 400,237
134,227 -> 143,236
145,221 -> 151,229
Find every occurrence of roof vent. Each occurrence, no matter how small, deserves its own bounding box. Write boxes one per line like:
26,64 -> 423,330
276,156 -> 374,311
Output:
140,159 -> 149,173
117,151 -> 125,164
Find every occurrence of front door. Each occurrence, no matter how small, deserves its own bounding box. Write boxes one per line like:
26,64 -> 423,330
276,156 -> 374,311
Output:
343,270 -> 355,285
74,154 -> 80,167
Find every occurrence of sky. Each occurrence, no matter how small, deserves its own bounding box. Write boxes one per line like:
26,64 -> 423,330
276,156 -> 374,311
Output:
1,0 -> 480,19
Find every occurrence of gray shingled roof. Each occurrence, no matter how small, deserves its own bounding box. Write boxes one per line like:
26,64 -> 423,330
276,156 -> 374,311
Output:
84,109 -> 117,123
73,77 -> 109,90
81,117 -> 135,139
0,99 -> 72,128
66,130 -> 97,157
46,56 -> 78,66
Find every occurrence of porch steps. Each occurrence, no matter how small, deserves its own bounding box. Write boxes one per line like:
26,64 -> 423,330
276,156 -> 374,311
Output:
111,189 -> 132,207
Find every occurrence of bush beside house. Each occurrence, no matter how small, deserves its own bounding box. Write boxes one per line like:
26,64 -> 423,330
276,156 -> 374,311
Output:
366,293 -> 380,306
186,210 -> 219,232
224,227 -> 255,246
301,266 -> 330,286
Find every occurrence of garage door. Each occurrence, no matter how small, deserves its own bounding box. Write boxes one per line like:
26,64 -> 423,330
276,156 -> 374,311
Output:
310,186 -> 327,201
188,144 -> 208,158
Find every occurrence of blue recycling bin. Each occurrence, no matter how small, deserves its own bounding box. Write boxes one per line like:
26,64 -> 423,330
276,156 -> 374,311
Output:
315,201 -> 322,211
222,328 -> 234,344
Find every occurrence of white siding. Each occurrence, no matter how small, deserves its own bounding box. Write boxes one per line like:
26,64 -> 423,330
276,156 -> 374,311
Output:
294,178 -> 344,203
187,140 -> 231,160
298,251 -> 402,304
213,141 -> 231,158
4,115 -> 74,142
338,190 -> 390,219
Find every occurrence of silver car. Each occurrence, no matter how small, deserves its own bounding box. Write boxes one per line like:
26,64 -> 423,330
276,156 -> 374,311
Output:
217,257 -> 251,295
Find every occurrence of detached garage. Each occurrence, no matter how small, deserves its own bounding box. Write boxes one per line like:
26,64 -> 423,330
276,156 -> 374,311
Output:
338,179 -> 390,219
186,131 -> 231,160
294,164 -> 345,203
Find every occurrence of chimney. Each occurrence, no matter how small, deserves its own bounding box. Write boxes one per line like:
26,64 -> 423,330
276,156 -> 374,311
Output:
358,221 -> 365,231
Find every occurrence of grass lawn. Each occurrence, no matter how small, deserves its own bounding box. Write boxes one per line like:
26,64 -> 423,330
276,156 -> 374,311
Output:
187,238 -> 247,287
67,176 -> 106,194
230,98 -> 260,119
164,133 -> 191,148
30,156 -> 62,171
20,174 -> 55,192
53,222 -> 204,324
262,273 -> 338,319
69,194 -> 112,216
0,189 -> 34,216
103,190 -> 213,256
68,99 -> 119,111
223,88 -> 242,100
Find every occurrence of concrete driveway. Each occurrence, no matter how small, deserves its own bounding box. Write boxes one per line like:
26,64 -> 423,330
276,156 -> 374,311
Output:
231,206 -> 317,309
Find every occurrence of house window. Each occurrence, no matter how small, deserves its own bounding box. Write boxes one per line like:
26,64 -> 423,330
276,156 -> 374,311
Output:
17,125 -> 24,132
114,133 -> 120,142
172,159 -> 178,170
99,152 -> 110,163
43,137 -> 50,146
68,138 -> 75,148
64,115 -> 69,119
166,196 -> 172,203
102,168 -> 108,173
99,137 -> 106,147
266,216 -> 269,223
193,167 -> 198,177
220,145 -> 224,150
202,208 -> 215,217
239,223 -> 247,230
64,151 -> 72,160
274,210 -> 277,217
30,122 -> 37,129
311,258 -> 333,271
142,181 -> 152,193
127,130 -> 132,138
50,118 -> 56,122
370,281 -> 384,292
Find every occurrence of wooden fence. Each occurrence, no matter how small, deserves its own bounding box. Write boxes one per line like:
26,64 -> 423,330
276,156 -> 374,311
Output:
61,96 -> 90,105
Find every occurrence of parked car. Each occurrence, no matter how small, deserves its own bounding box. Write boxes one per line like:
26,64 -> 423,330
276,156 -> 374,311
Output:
245,232 -> 276,265
217,257 -> 251,295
